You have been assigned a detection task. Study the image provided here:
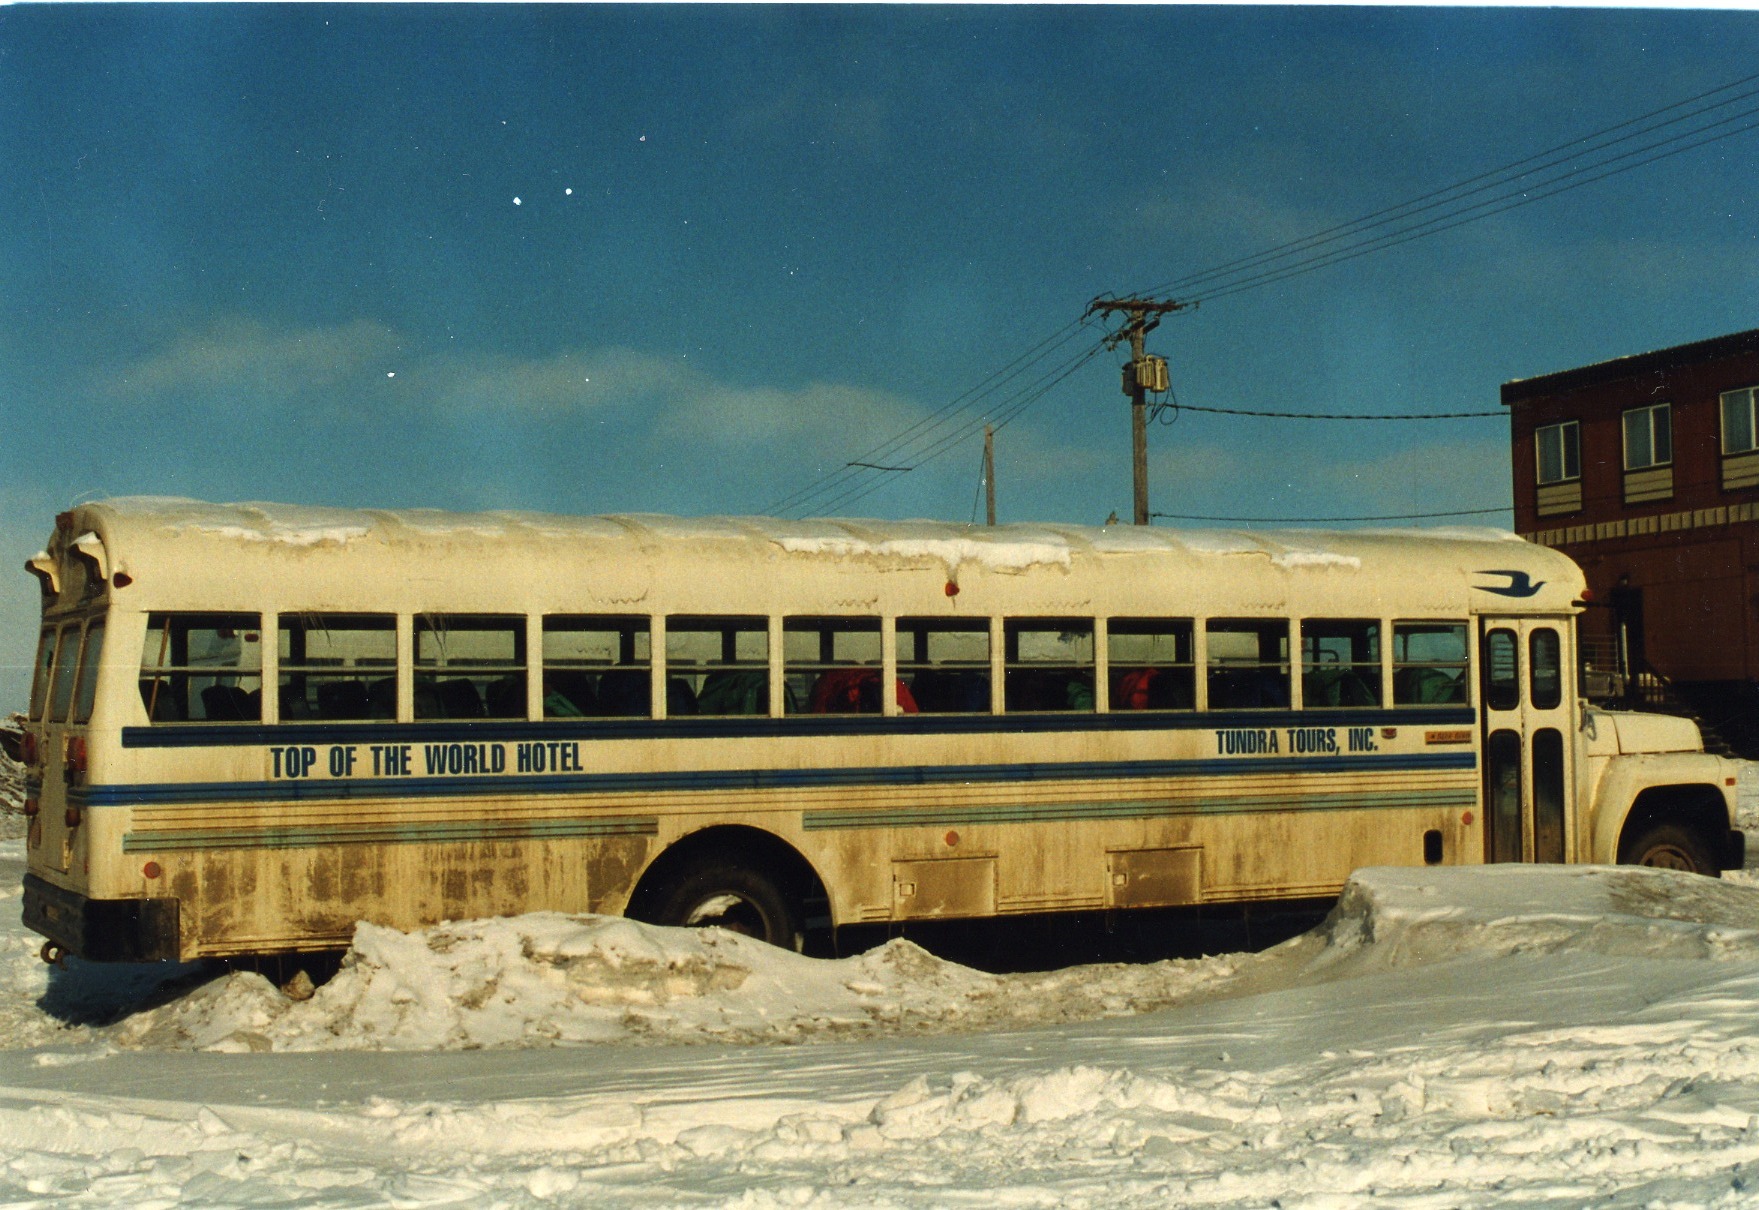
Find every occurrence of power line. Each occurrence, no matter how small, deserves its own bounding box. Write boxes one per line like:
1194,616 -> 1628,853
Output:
1144,98 -> 1759,306
1131,71 -> 1759,303
1164,402 -> 1503,421
1191,109 -> 1759,306
1150,507 -> 1510,524
762,316 -> 1099,517
759,70 -> 1759,520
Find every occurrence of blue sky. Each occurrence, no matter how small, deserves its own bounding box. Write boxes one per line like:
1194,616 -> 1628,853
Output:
4,5 -> 1758,708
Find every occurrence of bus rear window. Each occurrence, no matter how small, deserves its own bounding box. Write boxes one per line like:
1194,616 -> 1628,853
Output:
74,622 -> 105,724
279,614 -> 394,721
141,613 -> 263,722
48,626 -> 80,721
28,627 -> 55,720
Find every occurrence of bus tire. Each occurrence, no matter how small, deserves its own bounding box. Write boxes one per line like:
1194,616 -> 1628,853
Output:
646,861 -> 804,952
1619,822 -> 1719,876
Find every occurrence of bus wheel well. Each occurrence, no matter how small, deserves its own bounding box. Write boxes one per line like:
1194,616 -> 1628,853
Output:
1616,785 -> 1729,872
625,826 -> 829,940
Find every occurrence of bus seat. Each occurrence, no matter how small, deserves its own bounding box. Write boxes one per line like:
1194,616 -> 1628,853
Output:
545,669 -> 602,717
367,677 -> 397,719
594,671 -> 650,717
316,680 -> 371,720
435,678 -> 484,718
666,677 -> 700,716
699,669 -> 767,715
484,674 -> 525,719
200,684 -> 256,721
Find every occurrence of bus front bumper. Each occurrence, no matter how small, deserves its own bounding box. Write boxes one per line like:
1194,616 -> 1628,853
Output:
22,875 -> 181,963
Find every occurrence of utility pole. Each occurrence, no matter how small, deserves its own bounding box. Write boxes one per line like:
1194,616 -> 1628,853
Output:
1085,297 -> 1188,524
983,425 -> 996,526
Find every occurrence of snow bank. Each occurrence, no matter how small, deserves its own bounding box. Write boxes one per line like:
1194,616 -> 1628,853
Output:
112,913 -> 1239,1053
1300,863 -> 1759,973
0,716 -> 22,841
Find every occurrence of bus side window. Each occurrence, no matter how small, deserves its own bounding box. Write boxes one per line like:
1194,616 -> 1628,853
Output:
542,616 -> 652,718
1392,622 -> 1469,706
785,618 -> 888,715
1301,619 -> 1381,708
1004,620 -> 1095,713
28,626 -> 56,721
1108,619 -> 1194,711
666,617 -> 768,716
415,615 -> 526,720
1206,620 -> 1290,710
278,614 -> 392,722
141,613 -> 263,723
896,619 -> 990,714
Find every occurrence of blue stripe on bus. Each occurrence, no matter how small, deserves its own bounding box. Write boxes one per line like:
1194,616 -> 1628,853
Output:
118,706 -> 1476,749
803,786 -> 1479,830
76,750 -> 1477,809
122,815 -> 658,854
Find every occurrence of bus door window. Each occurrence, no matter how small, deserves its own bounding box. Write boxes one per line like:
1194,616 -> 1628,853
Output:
278,614 -> 393,722
1108,619 -> 1194,711
1004,620 -> 1095,712
542,616 -> 651,718
1485,728 -> 1524,863
666,617 -> 768,716
1300,620 -> 1382,707
73,622 -> 105,724
1532,727 -> 1567,863
1392,622 -> 1469,706
785,618 -> 886,715
141,613 -> 263,723
1206,619 -> 1290,710
415,615 -> 526,720
1529,628 -> 1563,710
1482,628 -> 1520,712
896,619 -> 990,714
28,626 -> 56,721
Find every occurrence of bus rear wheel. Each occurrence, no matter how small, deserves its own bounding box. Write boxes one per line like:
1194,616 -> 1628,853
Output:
645,861 -> 804,952
1620,822 -> 1718,876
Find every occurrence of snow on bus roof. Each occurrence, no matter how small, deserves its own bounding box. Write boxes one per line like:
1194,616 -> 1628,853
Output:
79,499 -> 1539,576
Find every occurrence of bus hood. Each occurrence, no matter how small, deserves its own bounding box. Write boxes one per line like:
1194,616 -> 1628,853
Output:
1592,709 -> 1705,755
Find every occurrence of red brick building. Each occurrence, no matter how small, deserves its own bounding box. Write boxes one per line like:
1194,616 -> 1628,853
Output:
1504,327 -> 1759,752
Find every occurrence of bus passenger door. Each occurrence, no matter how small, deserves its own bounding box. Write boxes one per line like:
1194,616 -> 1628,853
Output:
1479,618 -> 1574,864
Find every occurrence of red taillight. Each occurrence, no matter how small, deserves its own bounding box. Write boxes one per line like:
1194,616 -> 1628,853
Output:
64,806 -> 81,828
21,731 -> 37,767
64,736 -> 88,782
22,797 -> 38,818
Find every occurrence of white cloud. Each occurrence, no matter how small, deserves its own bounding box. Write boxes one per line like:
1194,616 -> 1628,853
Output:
103,318 -> 401,401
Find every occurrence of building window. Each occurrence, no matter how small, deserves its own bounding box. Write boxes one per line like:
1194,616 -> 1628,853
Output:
1623,402 -> 1672,470
1722,387 -> 1759,455
1535,421 -> 1580,485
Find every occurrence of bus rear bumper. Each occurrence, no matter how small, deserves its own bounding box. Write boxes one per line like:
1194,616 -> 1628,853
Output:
22,875 -> 181,963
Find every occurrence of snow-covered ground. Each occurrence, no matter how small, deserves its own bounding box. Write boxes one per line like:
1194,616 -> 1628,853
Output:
5,725 -> 1759,1206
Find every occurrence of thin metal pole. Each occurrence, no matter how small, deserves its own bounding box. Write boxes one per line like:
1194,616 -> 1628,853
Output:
984,425 -> 997,526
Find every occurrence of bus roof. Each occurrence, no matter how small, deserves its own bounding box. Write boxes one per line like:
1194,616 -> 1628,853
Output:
36,497 -> 1585,618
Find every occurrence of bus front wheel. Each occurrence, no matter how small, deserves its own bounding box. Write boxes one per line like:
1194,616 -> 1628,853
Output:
1620,822 -> 1718,876
645,861 -> 805,952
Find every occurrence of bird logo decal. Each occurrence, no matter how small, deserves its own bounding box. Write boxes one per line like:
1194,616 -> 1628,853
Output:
1475,570 -> 1545,598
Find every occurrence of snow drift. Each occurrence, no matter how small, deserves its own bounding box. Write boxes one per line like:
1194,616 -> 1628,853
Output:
83,862 -> 1759,1055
